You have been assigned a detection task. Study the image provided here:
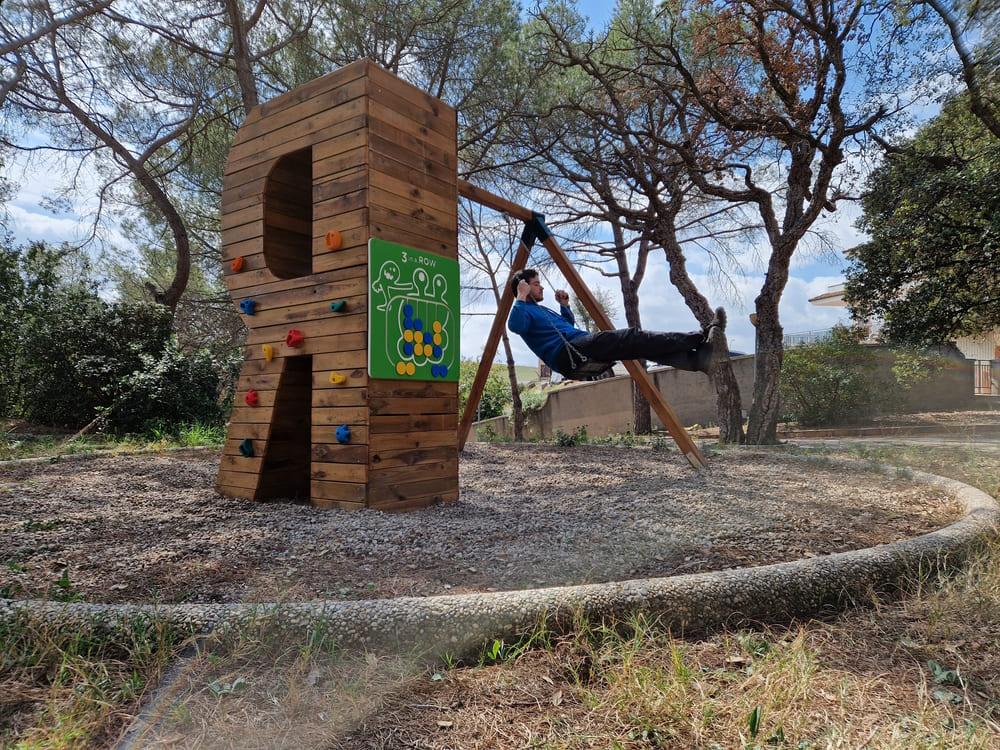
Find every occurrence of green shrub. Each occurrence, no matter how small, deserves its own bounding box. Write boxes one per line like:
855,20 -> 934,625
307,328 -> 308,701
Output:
517,387 -> 548,414
459,359 -> 512,420
555,425 -> 588,447
779,327 -> 885,427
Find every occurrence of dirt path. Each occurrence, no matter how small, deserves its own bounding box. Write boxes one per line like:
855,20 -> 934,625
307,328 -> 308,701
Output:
0,445 -> 961,605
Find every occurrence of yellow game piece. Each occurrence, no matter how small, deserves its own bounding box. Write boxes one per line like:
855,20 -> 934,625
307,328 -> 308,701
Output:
433,321 -> 442,333
414,331 -> 424,344
262,344 -> 274,362
329,372 -> 347,385
396,361 -> 406,375
403,329 -> 414,342
405,362 -> 416,375
414,343 -> 423,356
433,333 -> 442,346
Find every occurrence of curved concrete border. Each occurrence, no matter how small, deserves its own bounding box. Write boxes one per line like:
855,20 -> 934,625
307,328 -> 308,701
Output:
2,453 -> 997,656
0,444 -> 217,470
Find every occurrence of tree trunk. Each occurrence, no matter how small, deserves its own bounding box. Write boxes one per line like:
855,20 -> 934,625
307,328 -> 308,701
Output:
620,279 -> 651,434
746,295 -> 783,444
658,228 -> 745,443
500,330 -> 524,441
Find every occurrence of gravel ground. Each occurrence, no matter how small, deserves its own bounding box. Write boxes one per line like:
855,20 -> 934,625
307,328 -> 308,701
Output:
0,445 -> 961,605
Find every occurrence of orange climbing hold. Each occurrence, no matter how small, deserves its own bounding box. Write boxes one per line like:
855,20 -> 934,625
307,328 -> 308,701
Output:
231,256 -> 245,272
325,230 -> 343,250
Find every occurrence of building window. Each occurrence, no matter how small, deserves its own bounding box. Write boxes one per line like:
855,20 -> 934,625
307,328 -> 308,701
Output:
973,360 -> 999,396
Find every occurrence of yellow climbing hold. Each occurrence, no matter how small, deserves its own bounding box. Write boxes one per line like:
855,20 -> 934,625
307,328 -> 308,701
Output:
263,344 -> 274,362
405,362 -> 416,375
433,321 -> 442,333
396,361 -> 406,375
433,333 -> 442,346
329,372 -> 347,385
403,329 -> 414,342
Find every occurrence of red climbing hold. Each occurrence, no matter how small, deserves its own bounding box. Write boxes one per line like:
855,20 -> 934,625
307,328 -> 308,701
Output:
244,389 -> 259,406
285,329 -> 305,348
231,256 -> 245,272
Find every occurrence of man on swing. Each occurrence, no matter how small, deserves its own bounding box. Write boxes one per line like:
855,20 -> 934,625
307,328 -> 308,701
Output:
508,268 -> 725,380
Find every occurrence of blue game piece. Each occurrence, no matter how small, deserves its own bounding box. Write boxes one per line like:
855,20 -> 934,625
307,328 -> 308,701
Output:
403,317 -> 413,330
413,319 -> 423,331
432,345 -> 442,358
440,365 -> 448,378
403,304 -> 413,317
335,424 -> 351,444
403,342 -> 414,356
430,364 -> 439,378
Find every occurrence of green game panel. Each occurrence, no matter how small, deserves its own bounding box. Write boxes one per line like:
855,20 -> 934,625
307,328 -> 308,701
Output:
368,238 -> 460,382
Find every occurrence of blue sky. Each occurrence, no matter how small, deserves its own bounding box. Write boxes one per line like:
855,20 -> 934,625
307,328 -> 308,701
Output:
3,0 -> 915,366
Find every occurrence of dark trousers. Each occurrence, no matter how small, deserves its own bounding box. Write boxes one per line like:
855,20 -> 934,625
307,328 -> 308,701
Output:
554,328 -> 704,375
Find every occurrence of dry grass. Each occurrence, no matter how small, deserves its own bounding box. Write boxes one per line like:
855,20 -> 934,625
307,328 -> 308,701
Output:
0,613 -> 188,749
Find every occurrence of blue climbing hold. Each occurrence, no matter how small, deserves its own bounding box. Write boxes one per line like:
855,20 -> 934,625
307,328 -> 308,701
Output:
336,424 -> 351,444
329,300 -> 347,312
239,298 -> 256,315
239,438 -> 254,457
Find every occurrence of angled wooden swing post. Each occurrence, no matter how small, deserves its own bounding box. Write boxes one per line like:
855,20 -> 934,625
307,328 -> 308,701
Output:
456,179 -> 708,470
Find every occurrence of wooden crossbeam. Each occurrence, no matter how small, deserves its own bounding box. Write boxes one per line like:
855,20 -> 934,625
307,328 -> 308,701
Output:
456,182 -> 707,470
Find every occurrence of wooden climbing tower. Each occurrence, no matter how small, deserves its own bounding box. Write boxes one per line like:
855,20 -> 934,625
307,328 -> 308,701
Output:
217,60 -> 460,510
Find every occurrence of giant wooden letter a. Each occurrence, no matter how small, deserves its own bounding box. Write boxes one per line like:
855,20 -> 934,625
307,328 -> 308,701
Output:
216,60 -> 460,510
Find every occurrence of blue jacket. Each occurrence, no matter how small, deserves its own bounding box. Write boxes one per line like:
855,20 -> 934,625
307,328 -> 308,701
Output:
508,299 -> 585,370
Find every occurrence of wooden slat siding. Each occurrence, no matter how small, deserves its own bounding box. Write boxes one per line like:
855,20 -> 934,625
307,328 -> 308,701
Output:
313,406 -> 368,425
369,170 -> 454,217
238,295 -> 367,330
370,491 -> 459,513
222,423 -> 271,441
256,356 -> 313,500
238,276 -> 367,312
370,459 -> 459,487
369,396 -> 456,415
312,443 -> 368,463
368,380 -> 457,398
369,445 -> 457,470
244,316 -> 367,349
312,146 -> 368,182
313,497 -> 365,511
368,116 -> 454,170
217,469 -> 260,491
370,223 -> 454,259
367,476 -> 460,505
367,64 -> 456,124
313,367 -> 367,389
311,462 -> 367,483
226,79 -> 367,167
368,430 -> 457,452
312,246 -> 370,275
313,171 -> 368,205
369,203 -> 456,248
227,256 -> 367,295
313,128 -> 368,164
313,187 -> 368,220
312,426 -> 370,443
312,388 -> 368,407
221,178 -> 266,212
369,152 -> 455,202
311,479 -> 366,503
366,99 -> 454,154
232,61 -> 369,145
369,186 -> 455,232
370,414 -> 457,434
369,133 -> 456,191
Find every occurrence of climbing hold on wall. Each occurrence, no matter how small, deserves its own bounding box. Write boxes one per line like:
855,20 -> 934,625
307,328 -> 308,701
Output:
286,329 -> 305,348
239,438 -> 254,457
329,372 -> 347,385
244,389 -> 259,406
239,298 -> 256,315
262,344 -> 274,362
231,256 -> 245,273
336,424 -> 351,444
325,230 -> 343,250
329,300 -> 347,312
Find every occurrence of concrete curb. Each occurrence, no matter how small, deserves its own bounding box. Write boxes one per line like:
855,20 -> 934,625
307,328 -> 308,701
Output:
2,454 -> 997,657
0,445 -> 218,470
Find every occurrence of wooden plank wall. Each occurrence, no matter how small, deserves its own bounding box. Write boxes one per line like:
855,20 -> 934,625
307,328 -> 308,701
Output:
365,65 -> 459,511
218,59 -> 460,511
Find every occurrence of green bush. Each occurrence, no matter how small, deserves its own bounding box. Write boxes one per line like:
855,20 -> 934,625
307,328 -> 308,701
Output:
2,241 -> 230,433
459,359 -> 512,420
779,327 -> 885,427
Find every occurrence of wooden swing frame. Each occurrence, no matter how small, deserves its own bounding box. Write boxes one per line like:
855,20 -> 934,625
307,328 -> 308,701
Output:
457,180 -> 708,470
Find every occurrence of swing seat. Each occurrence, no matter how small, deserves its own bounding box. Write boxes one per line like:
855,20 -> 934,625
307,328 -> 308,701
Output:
564,359 -> 616,381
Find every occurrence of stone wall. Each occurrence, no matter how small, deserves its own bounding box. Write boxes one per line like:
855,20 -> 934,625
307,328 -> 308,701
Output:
474,351 -> 982,441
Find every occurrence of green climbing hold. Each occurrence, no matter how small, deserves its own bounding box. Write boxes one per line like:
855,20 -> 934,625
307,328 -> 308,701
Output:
239,438 -> 254,457
330,300 -> 347,312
